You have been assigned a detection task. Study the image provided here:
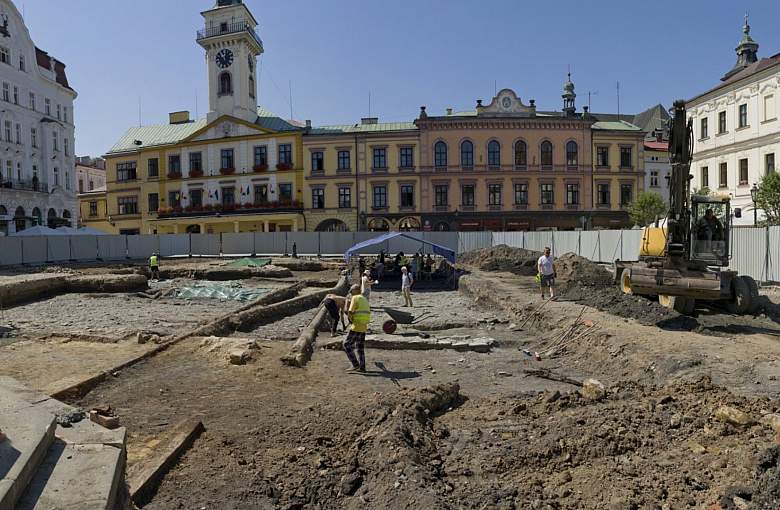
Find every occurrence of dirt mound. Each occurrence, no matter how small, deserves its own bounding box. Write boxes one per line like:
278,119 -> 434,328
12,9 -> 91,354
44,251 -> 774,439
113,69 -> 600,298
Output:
459,245 -> 541,275
554,252 -> 613,286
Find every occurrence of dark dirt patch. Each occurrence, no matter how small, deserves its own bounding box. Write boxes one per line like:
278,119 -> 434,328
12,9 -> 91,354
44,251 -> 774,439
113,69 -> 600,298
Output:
459,245 -> 541,275
554,252 -> 614,286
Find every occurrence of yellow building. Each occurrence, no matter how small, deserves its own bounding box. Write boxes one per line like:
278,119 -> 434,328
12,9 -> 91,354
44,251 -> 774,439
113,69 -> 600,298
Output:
77,187 -> 111,232
591,121 -> 646,228
303,119 -> 419,231
103,0 -> 306,234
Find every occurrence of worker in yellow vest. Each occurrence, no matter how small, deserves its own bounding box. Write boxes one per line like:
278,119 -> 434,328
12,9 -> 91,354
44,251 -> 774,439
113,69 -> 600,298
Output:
345,284 -> 370,373
149,252 -> 160,281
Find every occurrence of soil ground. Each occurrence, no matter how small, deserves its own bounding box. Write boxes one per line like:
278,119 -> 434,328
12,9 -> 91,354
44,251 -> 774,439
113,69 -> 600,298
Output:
1,253 -> 779,509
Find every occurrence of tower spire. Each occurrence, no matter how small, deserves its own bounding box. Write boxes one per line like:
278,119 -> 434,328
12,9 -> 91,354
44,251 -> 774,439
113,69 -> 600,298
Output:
562,69 -> 576,117
722,13 -> 759,81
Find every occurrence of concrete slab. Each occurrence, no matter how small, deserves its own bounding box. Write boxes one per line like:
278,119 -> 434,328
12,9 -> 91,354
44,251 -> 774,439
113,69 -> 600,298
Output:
0,400 -> 56,510
16,442 -> 125,510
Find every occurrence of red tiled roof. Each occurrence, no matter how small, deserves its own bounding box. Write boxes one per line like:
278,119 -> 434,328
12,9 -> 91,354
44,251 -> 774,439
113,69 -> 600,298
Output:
34,47 -> 74,92
644,141 -> 667,151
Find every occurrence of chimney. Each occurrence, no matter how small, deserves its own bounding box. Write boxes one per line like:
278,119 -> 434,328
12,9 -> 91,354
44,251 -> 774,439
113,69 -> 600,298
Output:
446,108 -> 453,116
361,117 -> 378,125
419,106 -> 427,119
305,119 -> 312,128
169,111 -> 190,124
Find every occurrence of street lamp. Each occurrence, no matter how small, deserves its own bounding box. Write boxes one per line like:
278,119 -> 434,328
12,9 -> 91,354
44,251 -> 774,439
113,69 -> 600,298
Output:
750,183 -> 759,225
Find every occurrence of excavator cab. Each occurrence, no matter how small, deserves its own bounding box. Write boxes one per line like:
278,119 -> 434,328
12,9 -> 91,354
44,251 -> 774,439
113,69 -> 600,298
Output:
689,196 -> 731,267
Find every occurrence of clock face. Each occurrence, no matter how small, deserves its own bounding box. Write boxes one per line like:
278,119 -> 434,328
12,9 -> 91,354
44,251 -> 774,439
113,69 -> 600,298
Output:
501,97 -> 512,109
215,49 -> 234,69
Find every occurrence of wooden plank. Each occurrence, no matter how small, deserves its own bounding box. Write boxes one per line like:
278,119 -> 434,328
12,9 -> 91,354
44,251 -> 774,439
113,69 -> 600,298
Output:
127,417 -> 205,505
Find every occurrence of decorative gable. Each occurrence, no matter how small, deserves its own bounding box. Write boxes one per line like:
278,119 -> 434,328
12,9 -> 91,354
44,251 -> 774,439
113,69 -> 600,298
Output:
187,116 -> 270,143
479,89 -> 535,117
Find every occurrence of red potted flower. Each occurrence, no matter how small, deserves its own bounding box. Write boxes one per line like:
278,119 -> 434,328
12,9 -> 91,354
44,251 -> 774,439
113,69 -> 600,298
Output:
167,171 -> 182,179
276,162 -> 292,171
219,167 -> 236,175
189,169 -> 204,178
253,164 -> 268,173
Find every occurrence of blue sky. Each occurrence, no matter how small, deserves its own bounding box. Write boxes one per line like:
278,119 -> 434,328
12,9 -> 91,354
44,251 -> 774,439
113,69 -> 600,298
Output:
18,0 -> 780,157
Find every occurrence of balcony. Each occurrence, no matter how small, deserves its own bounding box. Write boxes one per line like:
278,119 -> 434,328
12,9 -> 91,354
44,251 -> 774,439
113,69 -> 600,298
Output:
157,200 -> 302,219
196,22 -> 263,51
1,179 -> 49,193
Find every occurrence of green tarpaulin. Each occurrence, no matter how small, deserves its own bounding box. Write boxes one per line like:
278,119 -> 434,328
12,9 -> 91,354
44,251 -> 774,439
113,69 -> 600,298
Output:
173,282 -> 269,302
227,257 -> 272,268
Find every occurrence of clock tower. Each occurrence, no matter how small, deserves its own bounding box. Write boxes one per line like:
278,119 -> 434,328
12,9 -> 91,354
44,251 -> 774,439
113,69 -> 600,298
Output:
197,0 -> 263,123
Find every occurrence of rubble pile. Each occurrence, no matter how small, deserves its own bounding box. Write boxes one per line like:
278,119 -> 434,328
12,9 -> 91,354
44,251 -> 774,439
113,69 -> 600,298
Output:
459,245 -> 541,275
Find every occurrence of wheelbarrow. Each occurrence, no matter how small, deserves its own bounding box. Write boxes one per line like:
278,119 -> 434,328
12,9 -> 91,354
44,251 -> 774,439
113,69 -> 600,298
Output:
382,307 -> 431,334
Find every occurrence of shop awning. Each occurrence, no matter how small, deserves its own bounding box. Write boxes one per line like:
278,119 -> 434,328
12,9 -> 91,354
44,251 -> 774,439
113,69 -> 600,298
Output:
344,232 -> 456,263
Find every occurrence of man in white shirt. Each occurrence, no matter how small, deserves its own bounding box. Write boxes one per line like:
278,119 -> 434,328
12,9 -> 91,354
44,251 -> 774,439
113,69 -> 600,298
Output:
537,246 -> 556,300
401,266 -> 414,307
361,270 -> 375,300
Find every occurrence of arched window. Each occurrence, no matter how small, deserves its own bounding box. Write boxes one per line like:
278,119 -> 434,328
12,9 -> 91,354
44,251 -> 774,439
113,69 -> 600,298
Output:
14,206 -> 26,232
32,207 -> 42,226
434,141 -> 448,168
514,140 -> 527,168
0,205 -> 7,216
367,218 -> 390,232
62,210 -> 71,219
218,72 -> 233,96
315,219 -> 350,232
47,208 -> 57,220
566,141 -> 578,167
434,221 -> 450,232
460,140 -> 474,167
541,141 -> 553,168
487,140 -> 501,168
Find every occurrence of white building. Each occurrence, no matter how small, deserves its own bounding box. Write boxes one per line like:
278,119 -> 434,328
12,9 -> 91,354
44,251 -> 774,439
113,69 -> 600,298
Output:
644,139 -> 671,203
0,0 -> 77,235
75,156 -> 106,194
688,16 -> 778,225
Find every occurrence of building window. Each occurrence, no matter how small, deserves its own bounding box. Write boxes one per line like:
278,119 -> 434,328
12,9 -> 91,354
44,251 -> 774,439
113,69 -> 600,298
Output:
278,144 -> 292,166
0,46 -> 8,64
168,155 -> 181,174
738,104 -> 748,128
312,188 -> 324,209
63,107 -> 69,123
189,152 -> 202,174
700,117 -> 708,138
147,193 -> 159,213
373,185 -> 387,209
89,201 -> 97,217
337,150 -> 350,170
1,82 -> 8,101
650,170 -> 659,187
764,94 -> 776,122
278,183 -> 293,201
190,189 -> 203,208
514,140 -> 527,168
488,183 -> 502,205
13,85 -> 18,104
254,145 -> 267,167
29,92 -> 35,110
44,98 -> 51,116
435,141 -> 448,168
487,140 -> 501,168
221,187 -> 235,206
117,196 -> 139,215
718,111 -> 726,134
514,183 -> 528,205
566,183 -> 580,205
739,158 -> 748,185
254,184 -> 269,204
540,183 -> 554,205
372,148 -> 387,169
620,183 -> 633,205
400,185 -> 414,208
566,141 -> 578,167
168,190 -> 181,208
700,166 -> 709,188
620,147 -> 633,168
311,151 -> 324,172
148,158 -> 159,178
597,183 -> 610,206
597,146 -> 609,167
52,131 -> 58,151
249,75 -> 255,98
461,184 -> 475,206
719,162 -> 728,187
220,149 -> 234,170
19,54 -> 25,71
3,120 -> 9,141
218,72 -> 232,95
79,179 -> 84,193
338,187 -> 351,208
399,147 -> 414,168
89,180 -> 94,191
15,123 -> 21,144
460,140 -> 473,168
434,185 -> 448,207
116,162 -> 137,182
64,138 -> 69,156
540,141 -> 553,168
56,104 -> 61,120
766,153 -> 775,175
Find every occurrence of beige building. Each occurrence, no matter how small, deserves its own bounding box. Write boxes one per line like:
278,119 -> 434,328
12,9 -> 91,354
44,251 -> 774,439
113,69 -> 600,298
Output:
75,156 -> 106,194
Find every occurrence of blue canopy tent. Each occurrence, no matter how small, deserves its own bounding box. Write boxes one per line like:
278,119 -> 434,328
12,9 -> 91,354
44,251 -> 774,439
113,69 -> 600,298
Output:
344,233 -> 456,263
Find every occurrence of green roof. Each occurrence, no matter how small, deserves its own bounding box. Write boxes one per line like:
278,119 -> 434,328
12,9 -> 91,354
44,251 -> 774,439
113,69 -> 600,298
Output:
107,107 -> 300,154
591,120 -> 642,131
308,122 -> 417,135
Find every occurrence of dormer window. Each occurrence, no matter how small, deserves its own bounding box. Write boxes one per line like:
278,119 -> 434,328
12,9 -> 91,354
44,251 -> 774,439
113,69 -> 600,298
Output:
218,72 -> 233,96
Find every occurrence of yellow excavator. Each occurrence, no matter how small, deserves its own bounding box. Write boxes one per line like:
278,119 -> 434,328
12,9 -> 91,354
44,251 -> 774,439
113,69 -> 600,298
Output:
615,100 -> 759,315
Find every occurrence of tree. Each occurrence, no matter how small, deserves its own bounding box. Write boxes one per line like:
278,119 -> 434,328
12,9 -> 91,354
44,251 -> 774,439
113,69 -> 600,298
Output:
755,171 -> 780,226
692,186 -> 712,197
628,191 -> 667,226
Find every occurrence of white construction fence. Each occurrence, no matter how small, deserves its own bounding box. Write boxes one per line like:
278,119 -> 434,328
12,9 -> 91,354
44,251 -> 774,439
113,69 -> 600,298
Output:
0,227 -> 777,283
